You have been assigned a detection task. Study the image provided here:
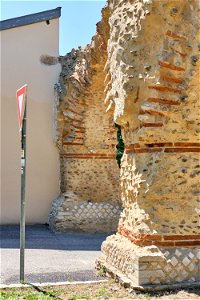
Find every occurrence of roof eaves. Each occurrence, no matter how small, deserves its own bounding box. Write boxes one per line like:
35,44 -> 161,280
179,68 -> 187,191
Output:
0,7 -> 61,31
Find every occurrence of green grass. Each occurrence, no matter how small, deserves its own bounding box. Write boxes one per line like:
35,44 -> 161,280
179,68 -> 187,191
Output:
0,287 -> 61,300
67,288 -> 109,300
68,296 -> 89,300
0,286 -> 110,300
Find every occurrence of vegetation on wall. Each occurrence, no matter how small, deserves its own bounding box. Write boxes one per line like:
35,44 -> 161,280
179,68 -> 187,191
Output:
115,123 -> 124,168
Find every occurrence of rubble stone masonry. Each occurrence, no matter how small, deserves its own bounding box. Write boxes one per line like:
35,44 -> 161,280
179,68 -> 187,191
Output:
49,7 -> 121,233
49,0 -> 200,287
97,0 -> 200,289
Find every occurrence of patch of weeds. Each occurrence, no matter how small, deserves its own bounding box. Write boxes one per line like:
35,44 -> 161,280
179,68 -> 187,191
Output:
27,294 -> 39,300
68,296 -> 89,300
143,292 -> 151,299
0,289 -> 20,300
44,288 -> 61,298
96,266 -> 107,277
68,296 -> 77,300
95,287 -> 109,299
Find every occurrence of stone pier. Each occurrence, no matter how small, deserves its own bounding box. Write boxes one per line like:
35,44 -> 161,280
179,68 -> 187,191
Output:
97,0 -> 200,289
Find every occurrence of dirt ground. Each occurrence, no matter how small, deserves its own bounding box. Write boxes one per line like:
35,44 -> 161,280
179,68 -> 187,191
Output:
56,281 -> 200,300
1,280 -> 200,299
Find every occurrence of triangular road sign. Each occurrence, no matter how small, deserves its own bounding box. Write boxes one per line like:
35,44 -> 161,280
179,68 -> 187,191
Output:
16,84 -> 27,131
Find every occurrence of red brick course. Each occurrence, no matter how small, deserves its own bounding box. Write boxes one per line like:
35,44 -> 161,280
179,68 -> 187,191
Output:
147,97 -> 180,105
70,124 -> 86,130
174,142 -> 200,147
164,148 -> 200,153
118,225 -> 200,247
161,76 -> 184,84
139,109 -> 165,116
60,153 -> 116,159
164,235 -> 200,240
148,85 -> 181,94
124,142 -> 200,154
126,148 -> 162,154
166,30 -> 186,41
63,142 -> 84,146
175,241 -> 200,247
173,49 -> 187,58
145,143 -> 173,147
158,60 -> 185,71
65,115 -> 84,123
140,123 -> 163,128
67,108 -> 86,117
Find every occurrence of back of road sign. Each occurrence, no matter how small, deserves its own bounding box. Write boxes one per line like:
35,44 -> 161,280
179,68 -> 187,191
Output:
16,85 -> 27,131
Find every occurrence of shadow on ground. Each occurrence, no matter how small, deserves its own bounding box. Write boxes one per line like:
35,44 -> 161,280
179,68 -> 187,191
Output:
0,225 -> 109,251
4,270 -> 104,285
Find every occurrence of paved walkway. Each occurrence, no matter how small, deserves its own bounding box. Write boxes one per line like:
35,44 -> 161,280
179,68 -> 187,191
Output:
0,225 -> 108,285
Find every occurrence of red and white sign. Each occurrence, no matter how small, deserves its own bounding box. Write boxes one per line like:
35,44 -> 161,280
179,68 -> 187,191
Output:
16,84 -> 27,131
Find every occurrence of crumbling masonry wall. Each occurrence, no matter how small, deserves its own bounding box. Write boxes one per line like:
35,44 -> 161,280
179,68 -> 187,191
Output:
49,0 -> 199,287
97,0 -> 200,288
49,8 -> 121,233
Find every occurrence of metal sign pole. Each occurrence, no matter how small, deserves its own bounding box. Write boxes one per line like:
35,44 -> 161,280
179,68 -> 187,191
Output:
20,93 -> 27,283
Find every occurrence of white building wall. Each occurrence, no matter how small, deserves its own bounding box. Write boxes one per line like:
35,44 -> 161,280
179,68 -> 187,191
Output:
0,18 -> 61,223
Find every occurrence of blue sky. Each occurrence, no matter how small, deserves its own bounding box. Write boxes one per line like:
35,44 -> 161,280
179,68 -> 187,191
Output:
1,1 -> 106,55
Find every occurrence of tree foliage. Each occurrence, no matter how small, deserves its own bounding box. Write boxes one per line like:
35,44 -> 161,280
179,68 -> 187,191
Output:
115,123 -> 124,168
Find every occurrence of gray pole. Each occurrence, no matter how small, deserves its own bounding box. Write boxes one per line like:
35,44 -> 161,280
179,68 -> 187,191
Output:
20,94 -> 27,283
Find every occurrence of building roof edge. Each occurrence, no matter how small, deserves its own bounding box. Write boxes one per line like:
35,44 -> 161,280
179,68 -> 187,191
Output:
0,7 -> 61,31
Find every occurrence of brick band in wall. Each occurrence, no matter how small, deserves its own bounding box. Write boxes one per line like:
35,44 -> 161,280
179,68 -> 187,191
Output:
125,142 -> 200,154
60,153 -> 116,159
118,225 -> 200,247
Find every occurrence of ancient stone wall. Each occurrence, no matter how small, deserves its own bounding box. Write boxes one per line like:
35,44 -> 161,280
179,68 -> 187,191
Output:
97,0 -> 200,288
49,7 -> 121,233
49,0 -> 199,287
